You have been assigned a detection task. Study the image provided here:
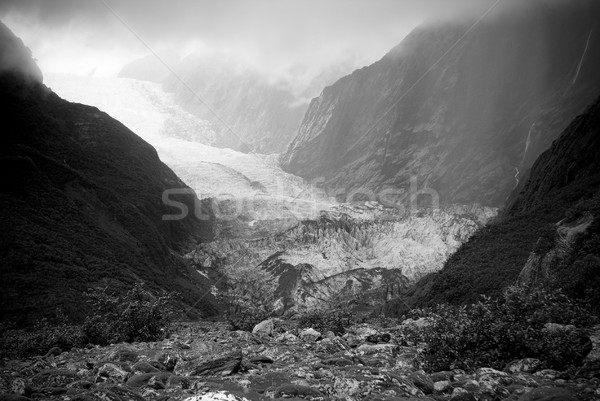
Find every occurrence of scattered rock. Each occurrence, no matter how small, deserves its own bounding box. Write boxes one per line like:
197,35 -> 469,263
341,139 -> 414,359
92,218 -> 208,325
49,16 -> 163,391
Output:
299,328 -> 321,342
517,387 -> 579,401
252,319 -> 274,336
174,349 -> 242,376
504,358 -> 543,374
433,380 -> 451,393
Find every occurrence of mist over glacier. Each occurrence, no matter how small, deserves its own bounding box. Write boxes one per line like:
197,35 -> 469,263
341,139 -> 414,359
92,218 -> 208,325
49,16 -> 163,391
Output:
45,74 -> 334,228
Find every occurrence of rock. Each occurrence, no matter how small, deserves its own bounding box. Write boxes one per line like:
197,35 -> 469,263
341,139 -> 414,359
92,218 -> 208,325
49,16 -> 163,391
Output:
96,363 -> 130,383
272,298 -> 285,316
174,349 -> 242,376
156,351 -> 178,371
73,385 -> 146,401
504,358 -> 542,374
409,371 -> 434,394
429,371 -> 454,382
476,367 -> 512,398
273,383 -> 324,398
450,387 -> 476,401
534,369 -> 561,380
43,347 -> 62,358
366,333 -> 391,343
9,379 -> 30,397
107,348 -> 139,363
543,323 -> 576,333
402,317 -> 431,329
125,372 -> 172,388
131,361 -> 160,374
299,328 -> 321,342
577,360 -> 600,379
274,332 -> 298,343
252,319 -> 274,336
433,380 -> 451,393
0,396 -> 33,401
356,343 -> 397,355
517,387 -> 579,401
183,391 -> 252,401
30,369 -> 80,388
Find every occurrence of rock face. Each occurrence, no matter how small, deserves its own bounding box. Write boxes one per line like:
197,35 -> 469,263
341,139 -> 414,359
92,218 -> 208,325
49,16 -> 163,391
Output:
0,22 -> 218,325
282,1 -> 600,207
406,96 -> 600,307
188,203 -> 495,310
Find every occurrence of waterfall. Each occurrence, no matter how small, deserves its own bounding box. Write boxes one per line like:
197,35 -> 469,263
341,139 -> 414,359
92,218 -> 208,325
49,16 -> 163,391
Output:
573,30 -> 593,85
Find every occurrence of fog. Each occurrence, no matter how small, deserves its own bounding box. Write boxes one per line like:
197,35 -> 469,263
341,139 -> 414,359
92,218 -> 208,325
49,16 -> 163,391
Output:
0,0 -> 506,79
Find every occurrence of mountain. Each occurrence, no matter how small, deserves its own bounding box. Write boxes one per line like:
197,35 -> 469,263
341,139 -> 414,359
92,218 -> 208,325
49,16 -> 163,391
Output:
160,54 -> 305,153
281,1 -> 600,207
404,95 -> 600,308
151,53 -> 351,154
118,51 -> 179,83
0,22 -> 219,326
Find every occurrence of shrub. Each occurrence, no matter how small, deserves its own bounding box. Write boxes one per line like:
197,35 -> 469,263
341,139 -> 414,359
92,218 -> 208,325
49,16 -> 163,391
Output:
222,265 -> 277,331
407,285 -> 596,372
82,283 -> 176,344
0,309 -> 84,358
297,307 -> 354,335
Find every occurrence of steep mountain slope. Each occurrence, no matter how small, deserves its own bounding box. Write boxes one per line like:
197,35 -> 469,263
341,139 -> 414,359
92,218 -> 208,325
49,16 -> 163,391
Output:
0,22 -> 218,325
282,1 -> 600,207
405,95 -> 600,307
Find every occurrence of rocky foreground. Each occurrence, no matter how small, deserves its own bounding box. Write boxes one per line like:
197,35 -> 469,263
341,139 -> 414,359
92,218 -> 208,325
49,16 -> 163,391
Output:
1,320 -> 599,401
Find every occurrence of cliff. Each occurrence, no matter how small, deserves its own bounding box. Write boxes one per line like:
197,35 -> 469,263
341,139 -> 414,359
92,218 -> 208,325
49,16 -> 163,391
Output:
282,1 -> 600,207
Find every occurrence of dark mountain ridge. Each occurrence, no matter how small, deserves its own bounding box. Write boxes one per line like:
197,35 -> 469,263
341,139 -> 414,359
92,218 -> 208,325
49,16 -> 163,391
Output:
282,1 -> 600,207
404,95 -> 600,308
0,21 -> 219,325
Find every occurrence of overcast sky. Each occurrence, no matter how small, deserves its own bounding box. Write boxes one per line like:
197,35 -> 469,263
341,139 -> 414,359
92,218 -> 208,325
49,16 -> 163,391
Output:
0,0 -> 552,80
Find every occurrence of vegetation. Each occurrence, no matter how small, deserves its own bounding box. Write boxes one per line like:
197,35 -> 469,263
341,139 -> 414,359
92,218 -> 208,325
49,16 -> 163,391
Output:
0,283 -> 175,358
403,285 -> 596,372
223,264 -> 278,331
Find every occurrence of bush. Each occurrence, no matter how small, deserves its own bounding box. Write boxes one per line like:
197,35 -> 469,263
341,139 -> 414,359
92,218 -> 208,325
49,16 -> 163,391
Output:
297,307 -> 354,335
0,310 -> 84,358
82,283 -> 176,344
222,265 -> 277,331
406,285 -> 596,372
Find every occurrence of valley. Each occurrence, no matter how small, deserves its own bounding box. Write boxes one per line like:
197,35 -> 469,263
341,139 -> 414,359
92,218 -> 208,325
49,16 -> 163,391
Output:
3,2 -> 600,400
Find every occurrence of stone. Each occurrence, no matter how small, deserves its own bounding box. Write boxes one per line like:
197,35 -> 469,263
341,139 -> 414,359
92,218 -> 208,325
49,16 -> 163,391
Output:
273,383 -> 324,398
543,323 -> 576,333
107,348 -> 139,363
174,349 -> 242,376
96,363 -> 130,383
43,347 -> 62,358
9,379 -> 30,397
252,319 -> 274,336
183,391 -> 252,401
409,371 -> 434,394
131,361 -> 160,374
156,352 -> 178,371
504,358 -> 543,374
30,369 -> 80,388
0,396 -> 33,401
433,380 -> 451,393
366,333 -> 392,343
125,372 -> 172,388
517,387 -> 579,401
299,328 -> 321,342
450,387 -> 476,401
